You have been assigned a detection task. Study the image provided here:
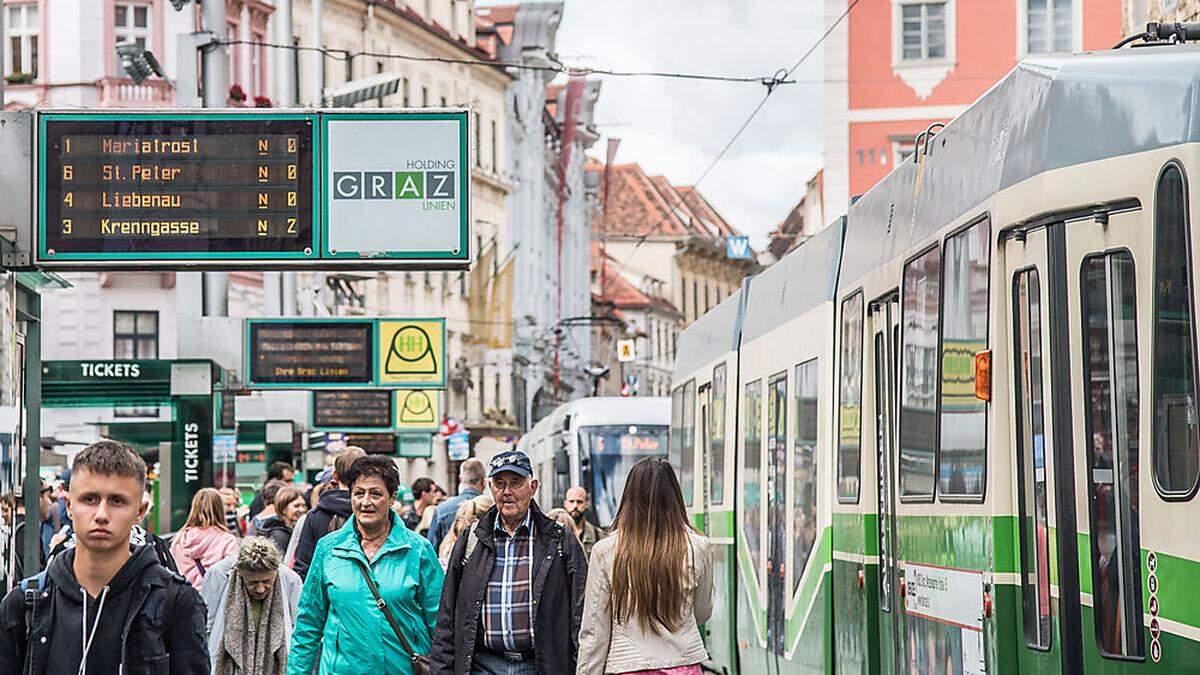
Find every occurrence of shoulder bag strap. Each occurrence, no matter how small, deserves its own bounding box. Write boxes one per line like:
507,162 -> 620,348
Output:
349,557 -> 420,658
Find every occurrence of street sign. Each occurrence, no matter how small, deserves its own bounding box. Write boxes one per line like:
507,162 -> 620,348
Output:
616,338 -> 636,362
447,430 -> 470,461
397,433 -> 433,458
38,112 -> 317,264
247,319 -> 373,387
246,317 -> 445,389
312,389 -> 393,430
725,235 -> 752,260
377,319 -> 446,387
396,390 -> 441,431
323,111 -> 469,264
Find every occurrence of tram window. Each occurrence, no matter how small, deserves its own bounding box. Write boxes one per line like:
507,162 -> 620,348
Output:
1153,163 -> 1200,498
939,220 -> 990,500
793,359 -> 819,597
1014,269 -> 1051,650
837,293 -> 864,503
899,247 -> 941,501
710,363 -> 727,505
743,379 -> 764,575
670,385 -> 683,471
681,380 -> 696,506
1081,251 -> 1145,659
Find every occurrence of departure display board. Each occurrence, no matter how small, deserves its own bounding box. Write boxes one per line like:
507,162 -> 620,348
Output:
345,433 -> 399,456
38,113 -> 316,263
312,390 -> 393,430
247,320 -> 372,386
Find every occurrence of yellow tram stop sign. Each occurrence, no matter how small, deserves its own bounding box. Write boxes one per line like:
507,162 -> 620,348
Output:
377,319 -> 446,388
396,389 -> 442,431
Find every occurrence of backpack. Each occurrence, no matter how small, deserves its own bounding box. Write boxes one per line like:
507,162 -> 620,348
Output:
326,512 -> 347,534
19,571 -> 47,643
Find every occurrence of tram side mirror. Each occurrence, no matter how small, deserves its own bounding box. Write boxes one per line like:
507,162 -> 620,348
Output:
554,447 -> 569,475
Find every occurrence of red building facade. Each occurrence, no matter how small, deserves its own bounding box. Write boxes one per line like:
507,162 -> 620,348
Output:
823,0 -> 1124,218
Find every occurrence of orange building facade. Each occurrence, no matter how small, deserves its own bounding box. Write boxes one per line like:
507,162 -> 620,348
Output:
823,0 -> 1124,219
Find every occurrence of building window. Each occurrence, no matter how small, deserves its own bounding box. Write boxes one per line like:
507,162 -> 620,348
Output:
899,246 -> 940,501
491,119 -> 498,171
1025,0 -> 1073,54
710,363 -> 727,505
837,292 -> 864,503
899,1 -> 947,61
5,3 -> 38,80
115,3 -> 151,51
891,139 -> 916,166
113,311 -> 159,359
938,219 -> 990,499
1013,268 -> 1051,650
402,77 -> 410,107
1080,251 -> 1144,659
792,359 -> 819,596
1153,163 -> 1200,498
422,86 -> 429,107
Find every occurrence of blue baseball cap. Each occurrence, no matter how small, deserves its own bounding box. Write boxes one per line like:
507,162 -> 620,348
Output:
488,450 -> 532,478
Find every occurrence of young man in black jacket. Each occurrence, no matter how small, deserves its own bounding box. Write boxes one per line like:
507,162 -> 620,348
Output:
0,440 -> 209,674
431,450 -> 588,675
291,446 -> 364,579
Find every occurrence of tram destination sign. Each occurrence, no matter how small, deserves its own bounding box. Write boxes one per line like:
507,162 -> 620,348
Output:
312,390 -> 394,430
31,109 -> 471,270
38,112 -> 318,265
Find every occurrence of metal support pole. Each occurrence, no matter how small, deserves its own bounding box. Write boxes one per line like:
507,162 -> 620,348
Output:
200,0 -> 229,316
274,0 -> 295,107
313,0 -> 324,106
21,292 -> 40,577
0,6 -> 6,107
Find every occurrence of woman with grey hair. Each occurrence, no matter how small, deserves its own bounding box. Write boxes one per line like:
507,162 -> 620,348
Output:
200,536 -> 303,675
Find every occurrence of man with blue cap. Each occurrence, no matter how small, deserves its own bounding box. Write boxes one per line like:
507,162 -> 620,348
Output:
431,450 -> 588,674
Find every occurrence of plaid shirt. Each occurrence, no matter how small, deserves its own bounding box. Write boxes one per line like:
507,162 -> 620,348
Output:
480,510 -> 536,652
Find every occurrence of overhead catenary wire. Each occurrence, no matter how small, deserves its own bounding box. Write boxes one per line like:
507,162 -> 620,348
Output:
605,0 -> 863,276
218,39 -> 796,89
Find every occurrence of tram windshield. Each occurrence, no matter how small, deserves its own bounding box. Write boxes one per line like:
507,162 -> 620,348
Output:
578,424 -> 669,526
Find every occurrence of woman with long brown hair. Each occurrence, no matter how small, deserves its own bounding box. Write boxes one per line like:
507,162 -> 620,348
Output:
171,487 -> 239,590
577,456 -> 713,675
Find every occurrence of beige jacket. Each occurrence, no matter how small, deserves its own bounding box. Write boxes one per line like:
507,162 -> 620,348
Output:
576,530 -> 714,675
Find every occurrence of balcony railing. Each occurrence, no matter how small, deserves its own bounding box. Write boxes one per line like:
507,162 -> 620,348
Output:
98,77 -> 174,107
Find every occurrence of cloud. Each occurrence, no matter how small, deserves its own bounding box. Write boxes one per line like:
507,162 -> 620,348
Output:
492,0 -> 827,248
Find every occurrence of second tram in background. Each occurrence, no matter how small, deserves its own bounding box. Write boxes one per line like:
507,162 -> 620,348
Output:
520,396 -> 669,529
673,44 -> 1200,674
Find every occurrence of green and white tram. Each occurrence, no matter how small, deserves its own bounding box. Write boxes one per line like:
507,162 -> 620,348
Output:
672,45 -> 1200,674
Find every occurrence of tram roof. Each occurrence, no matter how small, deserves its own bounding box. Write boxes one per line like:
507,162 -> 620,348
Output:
838,45 -> 1200,289
740,217 -> 845,344
673,283 -> 746,381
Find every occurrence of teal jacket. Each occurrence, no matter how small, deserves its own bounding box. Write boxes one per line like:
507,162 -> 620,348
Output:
287,514 -> 445,675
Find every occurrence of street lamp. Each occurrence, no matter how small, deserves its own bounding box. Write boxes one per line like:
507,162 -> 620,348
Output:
116,41 -> 168,85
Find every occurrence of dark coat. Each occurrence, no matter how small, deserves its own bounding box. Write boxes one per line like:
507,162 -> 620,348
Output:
255,516 -> 293,558
430,503 -> 588,675
0,545 -> 209,674
293,488 -> 351,579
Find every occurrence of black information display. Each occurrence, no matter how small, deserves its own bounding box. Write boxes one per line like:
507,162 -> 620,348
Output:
41,116 -> 315,258
313,390 -> 393,429
249,321 -> 372,385
345,433 -> 399,456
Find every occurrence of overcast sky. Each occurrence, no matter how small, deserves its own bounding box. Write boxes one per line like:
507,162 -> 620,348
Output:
487,0 -> 827,248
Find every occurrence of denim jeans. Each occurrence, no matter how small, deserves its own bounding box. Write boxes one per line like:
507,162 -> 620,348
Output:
470,650 -> 538,675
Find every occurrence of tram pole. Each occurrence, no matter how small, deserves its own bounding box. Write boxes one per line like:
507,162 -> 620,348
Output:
21,292 -> 40,578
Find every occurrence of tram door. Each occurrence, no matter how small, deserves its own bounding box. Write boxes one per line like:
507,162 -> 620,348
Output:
764,372 -> 789,674
1060,206 -> 1154,673
869,295 -> 901,673
1004,225 -> 1071,674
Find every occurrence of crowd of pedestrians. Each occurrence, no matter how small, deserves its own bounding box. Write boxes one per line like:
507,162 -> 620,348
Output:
0,438 -> 713,675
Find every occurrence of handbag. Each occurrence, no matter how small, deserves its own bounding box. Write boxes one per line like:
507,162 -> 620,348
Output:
350,557 -> 432,675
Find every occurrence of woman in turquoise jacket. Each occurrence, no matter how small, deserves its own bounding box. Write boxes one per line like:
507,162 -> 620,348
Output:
288,455 -> 445,675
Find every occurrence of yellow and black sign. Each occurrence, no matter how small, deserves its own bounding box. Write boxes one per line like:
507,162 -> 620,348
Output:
396,390 -> 442,431
378,319 -> 446,388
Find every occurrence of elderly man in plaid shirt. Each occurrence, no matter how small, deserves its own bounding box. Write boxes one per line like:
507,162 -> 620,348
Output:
432,450 -> 589,674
